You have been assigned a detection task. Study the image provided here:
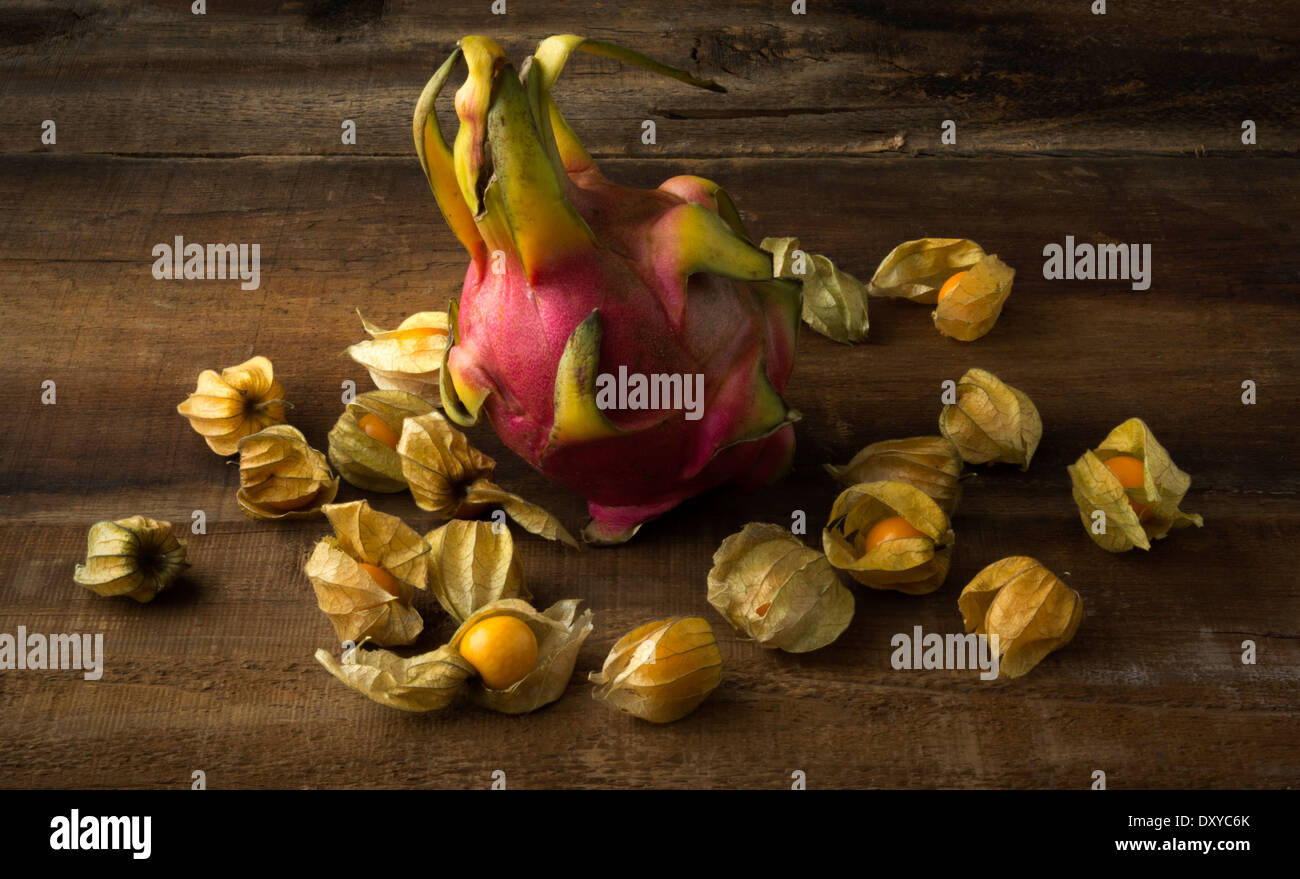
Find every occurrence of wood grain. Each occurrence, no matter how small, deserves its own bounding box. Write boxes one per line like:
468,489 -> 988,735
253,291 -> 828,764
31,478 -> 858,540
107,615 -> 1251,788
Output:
1,1 -> 1297,158
0,1 -> 1297,789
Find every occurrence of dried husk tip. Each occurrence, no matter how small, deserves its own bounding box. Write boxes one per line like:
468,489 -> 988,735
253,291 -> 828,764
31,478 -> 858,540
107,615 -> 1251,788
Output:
328,389 -> 434,493
590,617 -> 722,723
398,411 -> 578,547
867,238 -> 987,304
939,368 -> 1042,470
426,519 -> 531,623
303,500 -> 429,647
1067,417 -> 1203,552
315,642 -> 474,712
958,556 -> 1083,679
708,523 -> 853,652
823,480 -> 955,595
177,355 -> 288,455
762,236 -> 869,344
346,310 -> 450,401
826,435 -> 963,517
73,515 -> 188,603
236,424 -> 338,519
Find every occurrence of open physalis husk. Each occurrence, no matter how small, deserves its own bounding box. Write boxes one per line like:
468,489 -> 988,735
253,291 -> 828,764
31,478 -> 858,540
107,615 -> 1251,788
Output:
315,599 -> 591,714
825,435 -> 963,517
398,412 -> 578,547
958,556 -> 1083,679
448,599 -> 594,715
426,519 -> 531,623
346,311 -> 449,401
823,481 -> 955,595
236,425 -> 339,520
328,389 -> 434,493
933,254 -> 1015,341
177,355 -> 288,455
707,523 -> 853,653
589,617 -> 722,723
867,238 -> 987,304
303,500 -> 429,646
762,236 -> 869,344
73,515 -> 188,603
315,642 -> 474,712
1067,417 -> 1204,552
939,368 -> 1042,470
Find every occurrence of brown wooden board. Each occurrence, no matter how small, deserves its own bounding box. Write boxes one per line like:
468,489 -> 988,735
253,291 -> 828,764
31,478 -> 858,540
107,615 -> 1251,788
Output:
0,1 -> 1296,789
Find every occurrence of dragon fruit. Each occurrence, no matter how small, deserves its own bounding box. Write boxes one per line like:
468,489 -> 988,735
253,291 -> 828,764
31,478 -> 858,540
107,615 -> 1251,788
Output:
413,35 -> 801,544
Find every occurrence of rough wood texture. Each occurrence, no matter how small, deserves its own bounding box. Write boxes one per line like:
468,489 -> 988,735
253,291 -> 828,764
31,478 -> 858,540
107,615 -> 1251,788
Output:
0,2 -> 1296,789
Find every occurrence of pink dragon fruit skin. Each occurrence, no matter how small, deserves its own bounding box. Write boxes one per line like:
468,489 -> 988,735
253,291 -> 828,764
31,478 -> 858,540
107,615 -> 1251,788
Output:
414,36 -> 801,544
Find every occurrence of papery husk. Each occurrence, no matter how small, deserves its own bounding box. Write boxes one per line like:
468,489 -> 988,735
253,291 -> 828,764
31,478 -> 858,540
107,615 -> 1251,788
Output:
933,254 -> 1015,341
73,515 -> 188,603
177,355 -> 288,455
707,523 -> 853,653
1067,417 -> 1204,552
315,642 -> 474,712
395,410 -> 494,512
763,236 -> 869,344
939,368 -> 1042,470
236,424 -> 339,520
825,435 -> 963,517
346,311 -> 450,401
448,599 -> 594,715
304,500 -> 429,646
867,238 -> 987,304
398,412 -> 579,547
328,389 -> 434,493
589,617 -> 722,723
426,519 -> 531,623
822,481 -> 955,595
958,556 -> 1083,679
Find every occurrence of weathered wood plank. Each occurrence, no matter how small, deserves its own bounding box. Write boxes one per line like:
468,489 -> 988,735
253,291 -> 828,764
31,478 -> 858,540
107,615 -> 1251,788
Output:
1,1 -> 1295,158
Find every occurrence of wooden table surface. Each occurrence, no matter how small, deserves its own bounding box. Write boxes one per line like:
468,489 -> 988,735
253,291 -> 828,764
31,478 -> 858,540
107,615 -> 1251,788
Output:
1,1 -> 1297,789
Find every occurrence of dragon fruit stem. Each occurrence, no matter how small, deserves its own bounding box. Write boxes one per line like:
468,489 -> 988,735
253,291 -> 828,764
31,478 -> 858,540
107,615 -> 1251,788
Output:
527,36 -> 724,178
413,46 -> 486,270
483,63 -> 596,282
